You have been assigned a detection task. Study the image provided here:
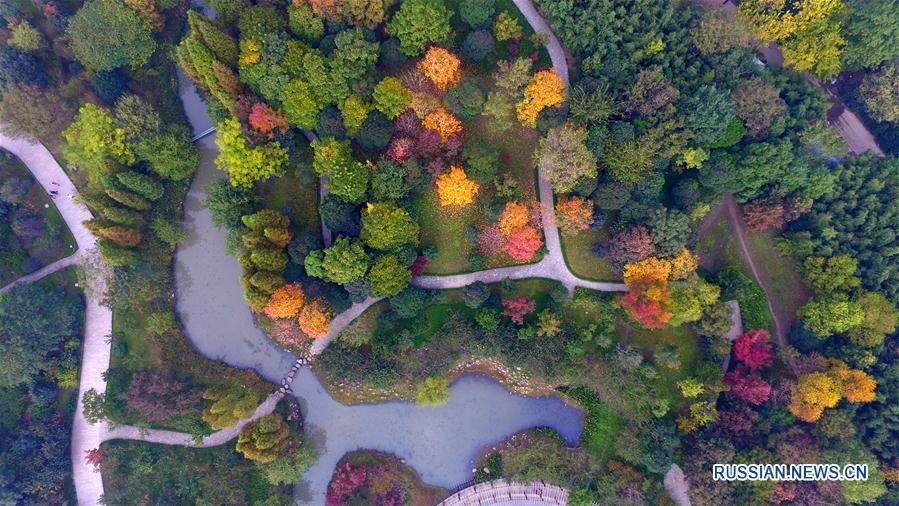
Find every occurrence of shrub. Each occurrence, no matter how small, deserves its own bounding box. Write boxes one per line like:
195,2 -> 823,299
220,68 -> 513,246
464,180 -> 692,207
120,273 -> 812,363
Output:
415,377 -> 450,406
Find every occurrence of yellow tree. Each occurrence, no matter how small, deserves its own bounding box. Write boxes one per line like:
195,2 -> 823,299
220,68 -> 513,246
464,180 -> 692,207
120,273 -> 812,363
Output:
418,46 -> 462,91
436,165 -> 479,206
516,69 -> 565,127
738,0 -> 845,78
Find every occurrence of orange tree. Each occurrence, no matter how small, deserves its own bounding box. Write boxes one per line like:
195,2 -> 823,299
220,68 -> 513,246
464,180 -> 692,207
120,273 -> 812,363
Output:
498,201 -> 530,236
788,360 -> 876,422
423,106 -> 462,142
555,196 -> 594,234
298,298 -> 335,338
264,283 -> 306,319
436,165 -> 479,206
418,46 -> 461,91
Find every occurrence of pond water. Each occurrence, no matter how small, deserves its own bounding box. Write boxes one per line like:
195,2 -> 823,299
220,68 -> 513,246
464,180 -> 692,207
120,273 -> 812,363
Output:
173,37 -> 583,506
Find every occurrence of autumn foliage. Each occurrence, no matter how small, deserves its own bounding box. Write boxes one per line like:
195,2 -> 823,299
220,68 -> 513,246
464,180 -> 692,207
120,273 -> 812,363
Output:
423,107 -> 462,142
788,360 -> 876,422
499,201 -> 530,236
418,46 -> 461,91
264,283 -> 306,319
724,365 -> 771,405
503,226 -> 543,262
555,196 -> 593,234
248,102 -> 289,139
436,165 -> 479,206
298,298 -> 334,338
733,329 -> 773,370
501,296 -> 536,325
619,255 -> 700,329
516,69 -> 565,127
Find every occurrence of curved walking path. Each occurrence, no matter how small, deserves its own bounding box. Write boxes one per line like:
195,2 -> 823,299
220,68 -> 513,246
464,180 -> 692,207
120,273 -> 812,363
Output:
0,251 -> 80,295
0,132 -> 111,506
438,479 -> 569,505
309,0 -> 623,353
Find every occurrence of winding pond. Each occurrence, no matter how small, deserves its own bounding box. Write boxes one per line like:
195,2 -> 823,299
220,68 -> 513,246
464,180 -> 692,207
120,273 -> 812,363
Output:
174,60 -> 583,505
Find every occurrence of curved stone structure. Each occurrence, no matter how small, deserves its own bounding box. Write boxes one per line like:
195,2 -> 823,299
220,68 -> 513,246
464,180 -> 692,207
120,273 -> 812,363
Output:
438,480 -> 569,506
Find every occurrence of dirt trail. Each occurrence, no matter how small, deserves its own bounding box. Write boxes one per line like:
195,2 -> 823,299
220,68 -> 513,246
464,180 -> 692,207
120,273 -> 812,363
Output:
723,195 -> 787,346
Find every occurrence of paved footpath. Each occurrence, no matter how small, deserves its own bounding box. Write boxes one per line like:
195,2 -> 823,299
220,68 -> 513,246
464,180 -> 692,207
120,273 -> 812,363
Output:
0,252 -> 80,295
0,132 -> 111,506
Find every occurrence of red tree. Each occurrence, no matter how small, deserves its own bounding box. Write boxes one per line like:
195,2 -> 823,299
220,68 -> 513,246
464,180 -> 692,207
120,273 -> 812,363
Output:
725,365 -> 772,405
734,329 -> 773,370
409,256 -> 428,275
503,226 -> 543,262
608,225 -> 656,264
742,199 -> 785,233
716,403 -> 759,436
85,448 -> 104,470
248,102 -> 289,139
502,296 -> 536,325
386,136 -> 415,163
326,463 -> 368,506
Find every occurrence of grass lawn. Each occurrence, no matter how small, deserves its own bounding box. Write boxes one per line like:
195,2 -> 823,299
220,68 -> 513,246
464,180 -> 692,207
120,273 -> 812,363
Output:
0,152 -> 77,285
560,226 -> 620,281
258,148 -> 321,235
696,213 -> 805,333
418,118 -> 544,274
744,230 -> 810,329
623,323 -> 702,411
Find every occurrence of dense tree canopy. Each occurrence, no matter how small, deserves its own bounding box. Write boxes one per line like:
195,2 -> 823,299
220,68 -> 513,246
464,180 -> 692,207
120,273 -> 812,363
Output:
68,0 -> 156,70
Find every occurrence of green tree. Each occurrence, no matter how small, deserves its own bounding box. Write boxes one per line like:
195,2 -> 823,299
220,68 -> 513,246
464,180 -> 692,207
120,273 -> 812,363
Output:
187,10 -> 238,64
134,125 -> 199,180
235,413 -> 291,463
360,202 -> 419,250
338,95 -> 370,137
322,236 -> 370,285
327,159 -> 369,203
801,255 -> 862,294
841,0 -> 899,70
370,255 -> 412,296
260,443 -> 317,485
731,78 -> 786,137
459,0 -> 495,28
386,0 -> 452,56
282,79 -> 321,129
288,1 -> 324,41
647,207 -> 691,257
415,376 -> 451,406
202,383 -> 259,430
67,0 -> 156,70
798,293 -> 865,338
369,159 -> 411,201
215,118 -> 287,187
8,21 -> 43,52
691,7 -> 748,55
668,278 -> 721,327
0,284 -> 81,387
0,84 -> 75,142
63,103 -> 134,175
859,64 -> 899,123
331,27 -> 380,82
534,124 -> 598,193
847,292 -> 898,347
373,77 -> 412,120
685,85 -> 737,146
116,171 -> 164,200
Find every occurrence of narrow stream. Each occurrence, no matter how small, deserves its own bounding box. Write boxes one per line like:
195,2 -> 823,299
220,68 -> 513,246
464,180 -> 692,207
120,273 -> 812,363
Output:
173,36 -> 583,506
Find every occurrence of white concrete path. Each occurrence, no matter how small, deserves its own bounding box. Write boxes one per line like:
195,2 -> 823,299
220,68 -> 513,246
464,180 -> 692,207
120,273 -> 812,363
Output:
0,251 -> 80,295
0,132 -> 110,506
